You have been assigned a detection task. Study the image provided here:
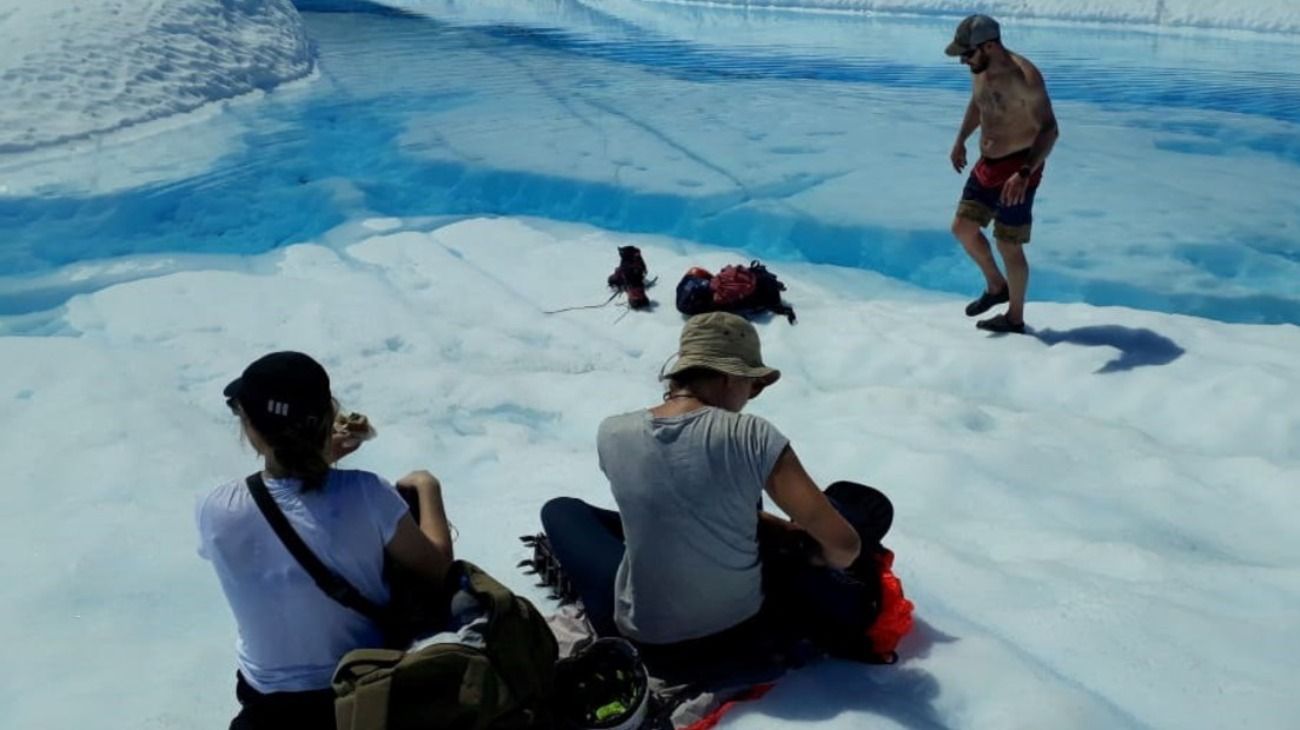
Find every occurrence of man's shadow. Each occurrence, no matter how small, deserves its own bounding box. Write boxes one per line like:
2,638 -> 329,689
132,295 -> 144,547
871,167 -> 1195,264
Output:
1031,325 -> 1185,374
745,618 -> 959,730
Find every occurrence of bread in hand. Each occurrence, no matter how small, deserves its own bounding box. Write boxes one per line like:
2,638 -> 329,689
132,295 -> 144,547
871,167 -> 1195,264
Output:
334,411 -> 378,442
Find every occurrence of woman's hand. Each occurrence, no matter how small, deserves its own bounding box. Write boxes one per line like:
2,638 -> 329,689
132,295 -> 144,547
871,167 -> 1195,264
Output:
760,511 -> 832,566
329,412 -> 377,464
397,470 -> 441,495
393,470 -> 454,570
328,432 -> 363,463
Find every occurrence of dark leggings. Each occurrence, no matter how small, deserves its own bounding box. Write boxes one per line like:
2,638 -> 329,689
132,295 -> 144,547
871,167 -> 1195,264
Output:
229,672 -> 334,730
539,497 -> 626,638
540,483 -> 894,671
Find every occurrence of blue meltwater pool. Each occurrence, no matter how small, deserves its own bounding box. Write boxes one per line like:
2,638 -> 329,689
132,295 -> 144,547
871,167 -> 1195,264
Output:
1,0 -> 1297,324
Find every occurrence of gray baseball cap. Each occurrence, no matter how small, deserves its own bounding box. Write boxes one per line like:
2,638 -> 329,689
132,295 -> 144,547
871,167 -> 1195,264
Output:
945,14 -> 1001,56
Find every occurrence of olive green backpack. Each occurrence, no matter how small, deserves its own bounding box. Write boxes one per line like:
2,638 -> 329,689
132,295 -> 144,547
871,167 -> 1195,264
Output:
332,560 -> 558,730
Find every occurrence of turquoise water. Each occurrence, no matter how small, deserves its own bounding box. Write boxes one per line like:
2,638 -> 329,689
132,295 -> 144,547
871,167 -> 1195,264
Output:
1,1 -> 1298,323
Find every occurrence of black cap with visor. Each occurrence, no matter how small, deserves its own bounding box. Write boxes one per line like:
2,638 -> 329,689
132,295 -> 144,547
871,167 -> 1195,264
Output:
223,351 -> 332,437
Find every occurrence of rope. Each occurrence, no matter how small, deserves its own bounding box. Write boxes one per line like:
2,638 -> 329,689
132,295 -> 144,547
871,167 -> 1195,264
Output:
542,276 -> 657,316
543,290 -> 621,315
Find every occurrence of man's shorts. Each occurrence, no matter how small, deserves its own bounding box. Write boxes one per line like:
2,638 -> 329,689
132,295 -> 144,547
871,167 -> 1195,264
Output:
956,148 -> 1043,245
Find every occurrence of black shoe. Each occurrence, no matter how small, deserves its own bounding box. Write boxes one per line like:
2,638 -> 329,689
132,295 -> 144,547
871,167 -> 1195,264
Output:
976,313 -> 1026,334
626,285 -> 650,310
965,288 -> 1009,317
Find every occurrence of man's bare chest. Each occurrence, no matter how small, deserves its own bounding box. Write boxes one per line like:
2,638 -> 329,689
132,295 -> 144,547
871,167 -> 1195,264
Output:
975,79 -> 1031,124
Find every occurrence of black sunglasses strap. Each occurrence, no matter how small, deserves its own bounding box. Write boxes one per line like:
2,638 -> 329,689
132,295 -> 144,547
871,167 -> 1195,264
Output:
244,473 -> 391,627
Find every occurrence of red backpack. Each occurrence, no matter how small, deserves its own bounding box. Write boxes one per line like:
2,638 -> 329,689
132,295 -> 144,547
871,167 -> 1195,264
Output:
864,548 -> 915,662
675,261 -> 796,323
711,265 -> 758,307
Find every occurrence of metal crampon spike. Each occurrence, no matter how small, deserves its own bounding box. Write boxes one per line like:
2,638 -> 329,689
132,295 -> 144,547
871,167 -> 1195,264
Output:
518,531 -> 581,604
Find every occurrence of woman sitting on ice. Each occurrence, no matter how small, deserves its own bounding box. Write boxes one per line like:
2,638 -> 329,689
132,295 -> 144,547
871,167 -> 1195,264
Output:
197,351 -> 454,730
541,312 -> 895,679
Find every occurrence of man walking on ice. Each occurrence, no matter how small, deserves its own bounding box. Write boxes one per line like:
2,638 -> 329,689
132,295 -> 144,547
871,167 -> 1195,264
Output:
947,15 -> 1059,334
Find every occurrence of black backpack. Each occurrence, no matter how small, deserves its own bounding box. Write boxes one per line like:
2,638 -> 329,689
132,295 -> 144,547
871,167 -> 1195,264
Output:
675,269 -> 715,316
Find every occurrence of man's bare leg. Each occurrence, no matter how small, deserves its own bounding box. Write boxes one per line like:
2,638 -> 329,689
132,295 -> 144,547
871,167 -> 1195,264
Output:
951,217 -> 1007,293
995,237 -> 1028,324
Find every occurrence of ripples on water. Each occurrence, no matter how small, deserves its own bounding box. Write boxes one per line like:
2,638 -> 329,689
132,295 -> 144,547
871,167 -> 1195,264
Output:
1,3 -> 1298,324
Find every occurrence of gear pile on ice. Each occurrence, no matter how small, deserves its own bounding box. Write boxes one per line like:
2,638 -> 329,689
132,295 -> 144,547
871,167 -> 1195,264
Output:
518,533 -> 579,603
519,534 -> 795,730
543,246 -> 657,315
675,261 -> 796,324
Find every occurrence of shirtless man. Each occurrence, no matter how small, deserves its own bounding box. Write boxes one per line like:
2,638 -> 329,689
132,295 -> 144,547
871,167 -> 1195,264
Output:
947,15 -> 1059,334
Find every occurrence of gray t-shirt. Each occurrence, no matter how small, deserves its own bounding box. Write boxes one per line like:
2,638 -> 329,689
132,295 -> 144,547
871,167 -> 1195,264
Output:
597,406 -> 789,644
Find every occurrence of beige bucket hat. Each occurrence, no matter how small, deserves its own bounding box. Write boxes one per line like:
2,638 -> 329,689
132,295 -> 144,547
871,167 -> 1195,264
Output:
661,312 -> 781,388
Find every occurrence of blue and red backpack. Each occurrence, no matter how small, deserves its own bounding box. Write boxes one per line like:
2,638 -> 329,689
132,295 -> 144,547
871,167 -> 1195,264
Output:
676,261 -> 796,323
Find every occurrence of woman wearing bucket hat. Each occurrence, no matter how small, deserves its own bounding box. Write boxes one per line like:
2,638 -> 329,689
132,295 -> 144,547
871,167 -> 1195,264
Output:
541,313 -> 877,680
197,351 -> 456,729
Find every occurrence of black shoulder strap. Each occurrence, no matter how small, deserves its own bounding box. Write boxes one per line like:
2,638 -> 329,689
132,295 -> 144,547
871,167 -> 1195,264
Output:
245,473 -> 391,627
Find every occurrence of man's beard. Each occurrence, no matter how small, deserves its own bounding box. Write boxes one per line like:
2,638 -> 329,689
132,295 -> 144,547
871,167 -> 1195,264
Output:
968,61 -> 989,75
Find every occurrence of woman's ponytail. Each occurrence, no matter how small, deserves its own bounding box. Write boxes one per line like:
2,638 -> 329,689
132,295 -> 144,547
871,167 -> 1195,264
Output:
265,414 -> 333,492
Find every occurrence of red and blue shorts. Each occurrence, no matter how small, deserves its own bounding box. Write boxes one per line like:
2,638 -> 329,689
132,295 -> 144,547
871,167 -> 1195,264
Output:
956,148 -> 1044,244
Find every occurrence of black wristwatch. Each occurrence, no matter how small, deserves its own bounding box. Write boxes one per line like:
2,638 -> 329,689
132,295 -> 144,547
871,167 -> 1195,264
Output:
1018,164 -> 1033,178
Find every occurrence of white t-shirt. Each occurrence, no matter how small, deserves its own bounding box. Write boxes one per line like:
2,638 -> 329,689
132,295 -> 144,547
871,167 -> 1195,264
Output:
196,468 -> 409,693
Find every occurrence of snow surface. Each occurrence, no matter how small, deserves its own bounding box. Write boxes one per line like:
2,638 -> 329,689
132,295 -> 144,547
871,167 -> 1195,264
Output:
4,7 -> 1298,325
1,1 -> 1298,729
1,217 -> 1297,729
0,0 -> 313,154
